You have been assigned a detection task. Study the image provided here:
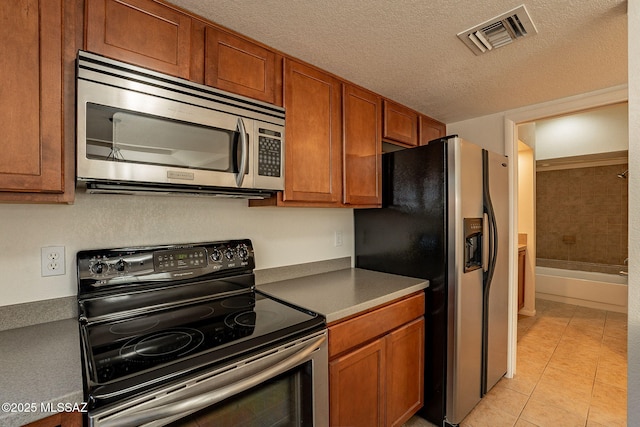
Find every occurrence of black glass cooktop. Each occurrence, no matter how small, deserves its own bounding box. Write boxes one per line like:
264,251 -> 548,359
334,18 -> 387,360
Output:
84,291 -> 321,386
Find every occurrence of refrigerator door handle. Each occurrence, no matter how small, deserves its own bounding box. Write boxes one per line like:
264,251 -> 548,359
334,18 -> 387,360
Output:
482,213 -> 490,272
484,208 -> 498,281
481,149 -> 499,396
482,149 -> 499,285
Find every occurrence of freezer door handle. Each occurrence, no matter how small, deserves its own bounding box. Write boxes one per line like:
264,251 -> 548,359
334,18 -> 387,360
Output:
482,150 -> 498,287
482,213 -> 490,272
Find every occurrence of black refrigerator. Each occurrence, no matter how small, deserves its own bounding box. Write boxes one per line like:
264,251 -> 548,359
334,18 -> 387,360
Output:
354,136 -> 509,426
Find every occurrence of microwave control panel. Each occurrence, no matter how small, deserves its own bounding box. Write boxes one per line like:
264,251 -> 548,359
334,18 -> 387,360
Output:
258,128 -> 282,177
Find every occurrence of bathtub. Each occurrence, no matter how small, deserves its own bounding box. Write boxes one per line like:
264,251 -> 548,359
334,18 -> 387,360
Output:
535,266 -> 628,313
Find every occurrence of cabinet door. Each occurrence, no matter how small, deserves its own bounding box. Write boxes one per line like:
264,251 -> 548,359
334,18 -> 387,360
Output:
0,0 -> 77,202
283,60 -> 342,204
383,100 -> 418,146
86,0 -> 193,79
419,115 -> 446,146
205,27 -> 281,105
343,84 -> 382,206
386,317 -> 425,427
330,338 -> 385,427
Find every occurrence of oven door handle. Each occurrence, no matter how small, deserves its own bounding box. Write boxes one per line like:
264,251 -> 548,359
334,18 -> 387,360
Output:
99,334 -> 326,427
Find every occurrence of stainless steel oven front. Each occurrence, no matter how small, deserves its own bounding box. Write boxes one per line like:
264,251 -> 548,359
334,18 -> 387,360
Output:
91,330 -> 328,427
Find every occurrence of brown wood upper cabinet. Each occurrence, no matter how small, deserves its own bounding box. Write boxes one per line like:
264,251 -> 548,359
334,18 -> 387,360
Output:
281,59 -> 342,205
205,27 -> 282,105
85,0 -> 194,80
0,0 -> 79,203
342,84 -> 382,207
383,100 -> 419,147
419,114 -> 446,145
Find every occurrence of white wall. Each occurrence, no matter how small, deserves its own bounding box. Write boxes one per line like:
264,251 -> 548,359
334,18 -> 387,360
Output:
0,193 -> 354,306
627,0 -> 640,420
517,141 -> 536,316
445,111 -> 505,154
535,103 -> 629,160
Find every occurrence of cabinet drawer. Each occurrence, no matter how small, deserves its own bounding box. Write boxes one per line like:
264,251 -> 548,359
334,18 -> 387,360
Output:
328,292 -> 425,357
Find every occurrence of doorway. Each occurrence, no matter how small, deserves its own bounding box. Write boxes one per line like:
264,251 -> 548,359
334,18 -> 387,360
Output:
516,102 -> 629,315
505,96 -> 628,424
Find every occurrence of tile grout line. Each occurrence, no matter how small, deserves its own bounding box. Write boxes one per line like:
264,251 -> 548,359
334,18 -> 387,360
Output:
585,311 -> 608,426
522,304 -> 624,426
517,304 -> 572,426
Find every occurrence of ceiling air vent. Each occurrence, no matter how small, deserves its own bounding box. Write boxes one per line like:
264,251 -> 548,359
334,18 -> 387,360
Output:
457,5 -> 538,55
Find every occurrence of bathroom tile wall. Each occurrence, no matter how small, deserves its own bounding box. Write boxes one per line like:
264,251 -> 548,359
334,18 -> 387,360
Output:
536,164 -> 628,266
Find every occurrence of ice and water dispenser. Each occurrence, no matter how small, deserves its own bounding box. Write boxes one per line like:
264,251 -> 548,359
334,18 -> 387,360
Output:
464,218 -> 483,272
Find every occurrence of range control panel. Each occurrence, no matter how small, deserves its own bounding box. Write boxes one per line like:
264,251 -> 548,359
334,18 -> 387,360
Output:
77,239 -> 255,292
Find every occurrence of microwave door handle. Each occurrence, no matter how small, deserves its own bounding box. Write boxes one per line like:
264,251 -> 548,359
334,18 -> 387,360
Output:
99,334 -> 326,427
235,118 -> 249,187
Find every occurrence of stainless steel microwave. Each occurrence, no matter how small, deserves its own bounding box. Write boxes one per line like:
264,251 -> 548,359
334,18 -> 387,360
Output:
76,51 -> 285,198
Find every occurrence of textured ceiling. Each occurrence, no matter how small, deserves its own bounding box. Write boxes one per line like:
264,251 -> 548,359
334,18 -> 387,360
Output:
166,0 -> 628,123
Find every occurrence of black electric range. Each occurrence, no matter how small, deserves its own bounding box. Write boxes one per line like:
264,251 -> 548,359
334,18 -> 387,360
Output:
77,239 -> 325,411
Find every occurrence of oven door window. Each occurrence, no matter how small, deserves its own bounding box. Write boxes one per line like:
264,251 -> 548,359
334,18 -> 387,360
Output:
85,103 -> 243,173
168,362 -> 313,427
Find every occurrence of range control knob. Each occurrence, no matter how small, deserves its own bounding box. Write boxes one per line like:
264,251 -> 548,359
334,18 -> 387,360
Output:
237,245 -> 249,261
91,261 -> 107,275
210,248 -> 222,262
114,259 -> 127,272
225,248 -> 235,260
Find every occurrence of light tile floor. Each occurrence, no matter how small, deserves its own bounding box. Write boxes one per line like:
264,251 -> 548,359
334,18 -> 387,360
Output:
403,299 -> 628,427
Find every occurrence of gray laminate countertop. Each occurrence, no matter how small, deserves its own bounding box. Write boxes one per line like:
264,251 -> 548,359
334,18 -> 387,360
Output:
0,267 -> 427,426
257,268 -> 428,324
0,318 -> 84,427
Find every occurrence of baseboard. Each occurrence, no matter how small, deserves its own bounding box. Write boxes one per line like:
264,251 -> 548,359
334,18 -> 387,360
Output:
536,292 -> 627,313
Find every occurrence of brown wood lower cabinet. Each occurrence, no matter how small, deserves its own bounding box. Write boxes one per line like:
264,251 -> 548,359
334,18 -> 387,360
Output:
328,292 -> 425,427
330,337 -> 386,426
22,412 -> 82,427
385,318 -> 425,427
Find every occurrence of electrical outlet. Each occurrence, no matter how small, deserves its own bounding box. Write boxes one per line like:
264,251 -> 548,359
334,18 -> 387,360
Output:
334,231 -> 343,247
41,246 -> 66,277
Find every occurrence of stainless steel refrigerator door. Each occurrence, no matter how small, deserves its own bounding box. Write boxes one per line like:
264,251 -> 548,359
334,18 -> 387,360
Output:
446,138 -> 484,425
485,150 -> 509,391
